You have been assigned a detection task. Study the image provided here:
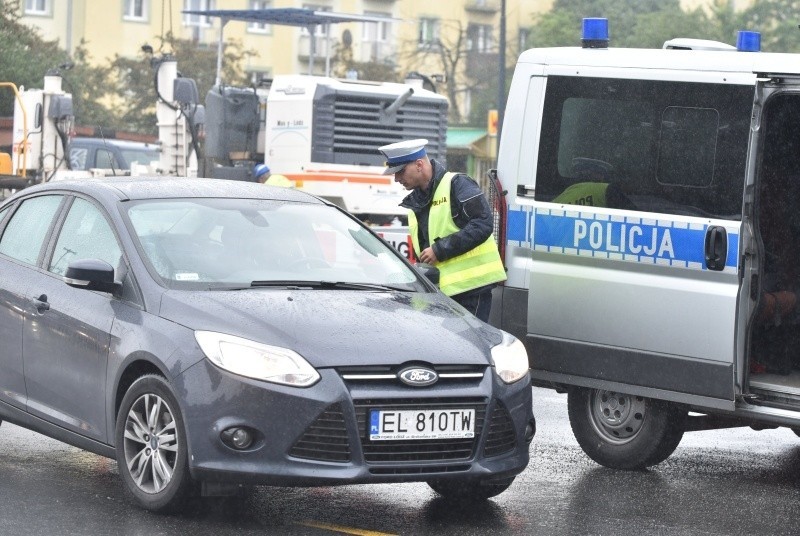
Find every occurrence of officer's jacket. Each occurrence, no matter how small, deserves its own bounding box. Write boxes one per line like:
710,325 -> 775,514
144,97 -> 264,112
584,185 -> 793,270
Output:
399,159 -> 494,263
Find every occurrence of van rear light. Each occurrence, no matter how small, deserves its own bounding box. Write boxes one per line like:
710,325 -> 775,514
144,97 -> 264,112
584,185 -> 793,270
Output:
487,169 -> 508,272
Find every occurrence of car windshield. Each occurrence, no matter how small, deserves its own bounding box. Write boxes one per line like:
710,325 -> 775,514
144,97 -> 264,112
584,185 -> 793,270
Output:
125,198 -> 425,291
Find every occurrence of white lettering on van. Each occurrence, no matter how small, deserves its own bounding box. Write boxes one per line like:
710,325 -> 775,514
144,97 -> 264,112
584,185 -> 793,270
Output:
570,220 -> 675,259
658,229 -> 674,258
574,220 -> 587,247
629,227 -> 642,254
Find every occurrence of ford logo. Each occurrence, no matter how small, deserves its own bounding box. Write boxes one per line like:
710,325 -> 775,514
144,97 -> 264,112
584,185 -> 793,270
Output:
398,367 -> 438,387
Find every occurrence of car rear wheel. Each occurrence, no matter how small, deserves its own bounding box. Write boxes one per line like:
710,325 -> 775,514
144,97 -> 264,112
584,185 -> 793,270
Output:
115,374 -> 194,512
568,387 -> 686,470
428,477 -> 514,501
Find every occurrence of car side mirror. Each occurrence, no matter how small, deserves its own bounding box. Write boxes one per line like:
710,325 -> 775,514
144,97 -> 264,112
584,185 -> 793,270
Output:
64,258 -> 121,294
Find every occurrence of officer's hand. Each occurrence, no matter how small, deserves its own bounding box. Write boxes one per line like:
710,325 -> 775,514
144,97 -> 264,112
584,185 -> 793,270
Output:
419,247 -> 438,265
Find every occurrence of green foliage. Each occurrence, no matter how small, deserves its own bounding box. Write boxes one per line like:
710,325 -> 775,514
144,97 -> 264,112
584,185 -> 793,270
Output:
530,0 -> 800,52
0,0 -> 69,114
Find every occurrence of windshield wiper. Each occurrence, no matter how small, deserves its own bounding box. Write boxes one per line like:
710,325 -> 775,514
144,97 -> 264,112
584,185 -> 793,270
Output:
248,280 -> 411,291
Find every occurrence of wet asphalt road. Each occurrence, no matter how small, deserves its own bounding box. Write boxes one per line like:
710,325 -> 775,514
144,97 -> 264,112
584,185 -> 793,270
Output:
2,387 -> 800,536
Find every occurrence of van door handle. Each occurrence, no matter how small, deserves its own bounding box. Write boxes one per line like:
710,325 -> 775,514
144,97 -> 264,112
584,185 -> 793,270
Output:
704,226 -> 727,271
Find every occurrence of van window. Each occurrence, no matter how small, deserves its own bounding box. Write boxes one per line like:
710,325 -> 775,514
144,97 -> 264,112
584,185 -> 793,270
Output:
537,76 -> 753,219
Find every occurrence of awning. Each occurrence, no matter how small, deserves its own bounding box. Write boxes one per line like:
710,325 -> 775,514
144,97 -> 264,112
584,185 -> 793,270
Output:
447,128 -> 487,150
181,8 -> 397,27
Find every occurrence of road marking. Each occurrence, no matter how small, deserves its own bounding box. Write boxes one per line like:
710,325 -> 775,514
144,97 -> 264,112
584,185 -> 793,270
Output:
297,520 -> 398,536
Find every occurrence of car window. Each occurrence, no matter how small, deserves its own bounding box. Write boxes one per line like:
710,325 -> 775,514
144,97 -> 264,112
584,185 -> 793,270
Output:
96,149 -> 119,169
69,147 -> 89,170
126,198 -> 425,291
49,198 -> 122,276
536,75 -> 752,219
120,148 -> 159,168
0,195 -> 63,265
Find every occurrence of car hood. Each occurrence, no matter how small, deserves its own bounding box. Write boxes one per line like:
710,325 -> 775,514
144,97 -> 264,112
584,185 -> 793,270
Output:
158,289 -> 503,368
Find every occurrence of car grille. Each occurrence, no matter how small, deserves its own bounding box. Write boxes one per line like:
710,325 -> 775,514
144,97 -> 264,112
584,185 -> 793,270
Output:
338,364 -> 486,387
483,403 -> 517,457
289,403 -> 351,462
354,398 -> 486,464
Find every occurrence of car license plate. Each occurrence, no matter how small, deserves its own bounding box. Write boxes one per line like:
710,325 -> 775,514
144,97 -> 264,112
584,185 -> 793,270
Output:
369,409 -> 475,440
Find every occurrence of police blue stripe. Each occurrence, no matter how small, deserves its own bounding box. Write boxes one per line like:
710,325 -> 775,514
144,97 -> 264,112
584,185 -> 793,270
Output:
507,208 -> 739,270
386,147 -> 427,166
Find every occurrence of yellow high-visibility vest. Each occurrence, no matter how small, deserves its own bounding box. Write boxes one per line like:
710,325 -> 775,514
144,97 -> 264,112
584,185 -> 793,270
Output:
265,174 -> 294,187
408,172 -> 506,296
552,182 -> 609,207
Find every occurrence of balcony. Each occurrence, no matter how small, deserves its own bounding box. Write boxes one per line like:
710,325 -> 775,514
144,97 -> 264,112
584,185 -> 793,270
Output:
465,0 -> 499,14
358,41 -> 396,64
297,34 -> 333,59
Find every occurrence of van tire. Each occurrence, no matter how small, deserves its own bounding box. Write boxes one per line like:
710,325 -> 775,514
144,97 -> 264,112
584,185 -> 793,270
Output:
568,388 -> 686,470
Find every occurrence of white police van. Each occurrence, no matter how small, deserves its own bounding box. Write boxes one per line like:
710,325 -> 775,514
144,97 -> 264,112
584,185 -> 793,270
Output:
492,18 -> 800,469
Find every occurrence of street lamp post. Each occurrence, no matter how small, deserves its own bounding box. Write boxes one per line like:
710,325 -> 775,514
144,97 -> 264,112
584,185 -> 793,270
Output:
497,0 -> 506,152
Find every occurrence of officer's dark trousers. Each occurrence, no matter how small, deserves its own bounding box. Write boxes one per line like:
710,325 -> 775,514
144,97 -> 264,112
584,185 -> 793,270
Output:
452,287 -> 493,323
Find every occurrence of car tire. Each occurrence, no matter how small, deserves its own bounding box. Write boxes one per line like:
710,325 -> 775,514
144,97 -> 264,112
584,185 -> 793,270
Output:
568,387 -> 686,470
115,374 -> 194,513
428,477 -> 514,501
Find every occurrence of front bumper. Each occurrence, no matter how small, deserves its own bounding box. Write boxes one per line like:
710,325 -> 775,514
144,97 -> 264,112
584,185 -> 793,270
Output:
177,360 -> 534,487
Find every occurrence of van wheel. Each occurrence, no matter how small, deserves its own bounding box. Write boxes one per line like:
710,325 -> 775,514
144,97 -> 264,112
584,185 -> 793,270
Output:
428,477 -> 514,501
568,388 -> 686,470
115,375 -> 194,512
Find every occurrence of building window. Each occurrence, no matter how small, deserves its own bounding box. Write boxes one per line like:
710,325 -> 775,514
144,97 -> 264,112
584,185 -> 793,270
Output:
467,23 -> 493,53
183,0 -> 215,27
519,28 -> 530,52
124,0 -> 148,21
362,12 -> 389,43
418,18 -> 440,47
249,69 -> 272,85
301,4 -> 331,37
24,0 -> 50,15
247,0 -> 272,34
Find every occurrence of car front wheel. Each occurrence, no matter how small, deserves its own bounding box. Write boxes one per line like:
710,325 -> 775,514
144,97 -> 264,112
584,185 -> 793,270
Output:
428,477 -> 514,501
568,388 -> 686,470
115,374 -> 194,512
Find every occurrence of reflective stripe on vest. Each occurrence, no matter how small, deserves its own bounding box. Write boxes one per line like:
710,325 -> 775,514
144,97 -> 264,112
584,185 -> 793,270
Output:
408,172 -> 506,296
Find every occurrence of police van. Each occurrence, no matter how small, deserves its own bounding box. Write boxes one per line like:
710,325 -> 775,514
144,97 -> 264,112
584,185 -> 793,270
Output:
492,18 -> 800,469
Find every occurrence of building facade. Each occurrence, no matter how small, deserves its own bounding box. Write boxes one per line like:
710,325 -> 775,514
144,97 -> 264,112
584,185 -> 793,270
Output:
18,0 -> 552,123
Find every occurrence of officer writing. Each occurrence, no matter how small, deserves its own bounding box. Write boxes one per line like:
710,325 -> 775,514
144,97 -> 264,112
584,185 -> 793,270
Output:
378,138 -> 506,322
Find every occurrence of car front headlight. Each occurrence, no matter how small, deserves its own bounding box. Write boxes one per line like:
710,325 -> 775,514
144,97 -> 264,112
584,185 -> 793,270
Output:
195,331 -> 320,387
491,333 -> 530,384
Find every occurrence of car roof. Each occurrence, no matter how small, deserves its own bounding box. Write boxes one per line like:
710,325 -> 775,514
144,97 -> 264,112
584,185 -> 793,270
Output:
69,137 -> 159,150
14,177 -> 326,204
517,46 -> 800,78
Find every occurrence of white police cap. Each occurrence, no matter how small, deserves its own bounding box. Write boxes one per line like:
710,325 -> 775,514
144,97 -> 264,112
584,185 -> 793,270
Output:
378,138 -> 429,175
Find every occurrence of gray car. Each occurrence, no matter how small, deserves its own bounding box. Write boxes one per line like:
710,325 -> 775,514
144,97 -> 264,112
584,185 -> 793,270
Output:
0,177 -> 534,512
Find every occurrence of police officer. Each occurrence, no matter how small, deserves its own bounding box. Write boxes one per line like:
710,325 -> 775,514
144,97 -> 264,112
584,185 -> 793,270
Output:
552,157 -> 634,209
378,138 -> 506,322
254,163 -> 293,187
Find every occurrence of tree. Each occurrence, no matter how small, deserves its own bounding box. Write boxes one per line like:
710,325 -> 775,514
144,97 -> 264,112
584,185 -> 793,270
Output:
399,20 -> 483,124
738,0 -> 800,52
99,33 -> 257,135
0,0 -> 70,114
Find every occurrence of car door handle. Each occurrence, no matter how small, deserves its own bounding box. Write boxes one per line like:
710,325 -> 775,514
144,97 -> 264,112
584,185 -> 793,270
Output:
31,294 -> 50,313
704,226 -> 728,271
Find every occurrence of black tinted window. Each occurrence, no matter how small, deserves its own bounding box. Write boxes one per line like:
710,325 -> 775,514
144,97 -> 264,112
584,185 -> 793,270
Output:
537,76 -> 753,219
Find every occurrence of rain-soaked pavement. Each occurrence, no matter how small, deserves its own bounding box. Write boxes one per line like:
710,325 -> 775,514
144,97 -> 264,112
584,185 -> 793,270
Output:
2,387 -> 800,535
